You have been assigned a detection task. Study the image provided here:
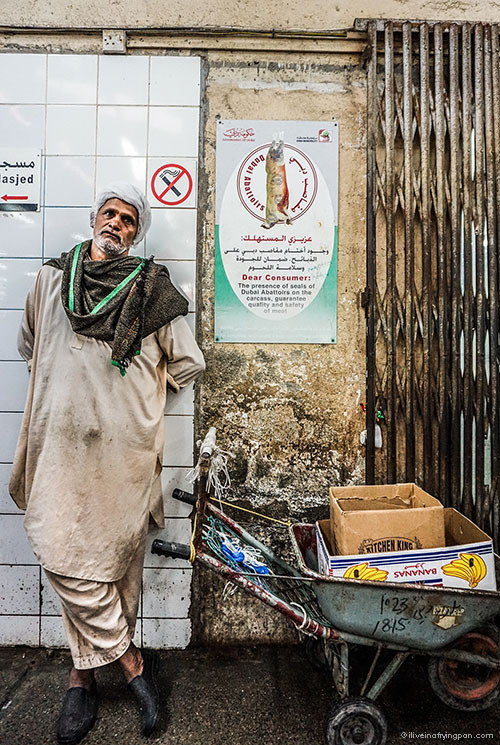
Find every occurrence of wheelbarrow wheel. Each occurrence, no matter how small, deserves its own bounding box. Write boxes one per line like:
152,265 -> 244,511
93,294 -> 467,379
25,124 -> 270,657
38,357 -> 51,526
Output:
428,625 -> 500,711
325,697 -> 387,745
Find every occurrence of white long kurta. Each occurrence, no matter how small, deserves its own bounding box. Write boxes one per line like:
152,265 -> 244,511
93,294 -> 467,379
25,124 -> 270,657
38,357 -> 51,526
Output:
9,265 -> 205,582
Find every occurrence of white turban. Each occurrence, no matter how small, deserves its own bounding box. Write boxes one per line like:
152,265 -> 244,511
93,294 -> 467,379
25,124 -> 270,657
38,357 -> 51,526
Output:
90,183 -> 152,245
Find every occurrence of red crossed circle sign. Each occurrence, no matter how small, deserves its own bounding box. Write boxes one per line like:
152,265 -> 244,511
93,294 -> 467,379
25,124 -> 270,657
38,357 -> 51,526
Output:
151,163 -> 193,206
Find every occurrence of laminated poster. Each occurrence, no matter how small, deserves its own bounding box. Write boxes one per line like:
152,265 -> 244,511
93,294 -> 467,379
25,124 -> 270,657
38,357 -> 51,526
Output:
215,120 -> 338,343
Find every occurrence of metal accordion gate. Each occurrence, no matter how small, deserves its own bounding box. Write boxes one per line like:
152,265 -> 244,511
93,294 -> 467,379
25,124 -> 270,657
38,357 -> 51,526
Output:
359,19 -> 500,547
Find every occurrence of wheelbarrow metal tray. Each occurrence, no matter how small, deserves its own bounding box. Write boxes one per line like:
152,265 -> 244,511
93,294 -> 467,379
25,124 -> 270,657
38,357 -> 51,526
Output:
290,523 -> 500,651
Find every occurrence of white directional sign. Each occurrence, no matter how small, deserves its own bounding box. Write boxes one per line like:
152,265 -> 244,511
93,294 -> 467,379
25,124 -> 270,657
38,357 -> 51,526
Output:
0,150 -> 41,212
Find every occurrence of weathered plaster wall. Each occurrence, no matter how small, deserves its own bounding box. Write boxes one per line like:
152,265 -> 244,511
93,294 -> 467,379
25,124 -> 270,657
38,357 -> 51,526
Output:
191,51 -> 368,643
3,0 -> 500,29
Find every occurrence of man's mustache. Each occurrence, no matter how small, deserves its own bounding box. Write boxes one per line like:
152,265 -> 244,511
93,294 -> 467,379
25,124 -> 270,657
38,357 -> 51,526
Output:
100,229 -> 122,245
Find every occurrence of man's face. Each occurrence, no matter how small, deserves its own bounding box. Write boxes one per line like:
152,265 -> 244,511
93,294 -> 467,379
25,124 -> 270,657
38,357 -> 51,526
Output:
92,198 -> 139,257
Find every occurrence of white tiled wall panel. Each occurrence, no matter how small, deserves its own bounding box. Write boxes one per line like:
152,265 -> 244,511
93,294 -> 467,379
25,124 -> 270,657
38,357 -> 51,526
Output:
150,57 -> 201,107
143,568 -> 192,618
161,467 -> 195,518
146,208 -> 198,259
165,381 -> 195,416
0,52 -> 202,650
0,213 -> 43,258
0,311 -> 24,359
0,260 -> 42,308
0,615 -> 39,645
0,362 -> 29,411
142,618 -> 191,649
47,55 -> 98,105
0,565 -> 39,614
0,463 -> 22,513
0,55 -> 46,104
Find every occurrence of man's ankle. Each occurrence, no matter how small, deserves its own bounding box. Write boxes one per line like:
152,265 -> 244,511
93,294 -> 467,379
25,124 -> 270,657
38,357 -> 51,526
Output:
68,666 -> 95,690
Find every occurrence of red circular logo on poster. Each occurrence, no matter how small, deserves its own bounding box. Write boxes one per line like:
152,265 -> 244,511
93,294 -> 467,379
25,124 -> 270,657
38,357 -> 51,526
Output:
236,143 -> 318,222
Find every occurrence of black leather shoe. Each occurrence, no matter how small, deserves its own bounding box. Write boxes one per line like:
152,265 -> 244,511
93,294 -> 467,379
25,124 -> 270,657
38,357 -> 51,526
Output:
128,649 -> 160,736
56,682 -> 98,745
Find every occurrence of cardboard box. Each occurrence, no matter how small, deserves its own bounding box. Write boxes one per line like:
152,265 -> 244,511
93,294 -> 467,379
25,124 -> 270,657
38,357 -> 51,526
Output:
329,483 -> 445,556
316,508 -> 497,591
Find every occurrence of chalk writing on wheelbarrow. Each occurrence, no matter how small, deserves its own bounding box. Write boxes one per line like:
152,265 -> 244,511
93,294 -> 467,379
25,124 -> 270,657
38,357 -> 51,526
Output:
371,595 -> 465,635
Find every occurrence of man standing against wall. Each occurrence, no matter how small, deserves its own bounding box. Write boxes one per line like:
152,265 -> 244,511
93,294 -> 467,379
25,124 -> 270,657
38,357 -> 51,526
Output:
9,183 -> 205,744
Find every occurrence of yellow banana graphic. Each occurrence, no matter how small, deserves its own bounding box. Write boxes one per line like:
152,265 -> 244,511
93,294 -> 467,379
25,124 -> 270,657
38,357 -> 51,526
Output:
343,562 -> 388,582
442,553 -> 486,588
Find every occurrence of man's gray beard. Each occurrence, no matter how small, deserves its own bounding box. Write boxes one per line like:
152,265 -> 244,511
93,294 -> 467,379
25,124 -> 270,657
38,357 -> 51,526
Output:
94,233 -> 130,257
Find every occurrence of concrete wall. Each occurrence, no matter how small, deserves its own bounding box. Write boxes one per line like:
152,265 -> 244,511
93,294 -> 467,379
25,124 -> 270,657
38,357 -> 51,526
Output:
1,2 -> 498,645
2,1 -> 500,29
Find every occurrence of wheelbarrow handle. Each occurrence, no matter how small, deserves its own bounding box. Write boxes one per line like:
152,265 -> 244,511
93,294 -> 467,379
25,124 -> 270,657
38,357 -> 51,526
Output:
151,539 -> 191,561
172,488 -> 197,506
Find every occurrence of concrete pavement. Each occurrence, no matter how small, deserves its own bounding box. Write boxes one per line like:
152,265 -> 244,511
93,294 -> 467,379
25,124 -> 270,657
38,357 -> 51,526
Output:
0,644 -> 498,745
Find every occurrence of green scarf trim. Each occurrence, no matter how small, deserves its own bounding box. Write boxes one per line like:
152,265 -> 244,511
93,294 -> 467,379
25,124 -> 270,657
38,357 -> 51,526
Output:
46,241 -> 188,375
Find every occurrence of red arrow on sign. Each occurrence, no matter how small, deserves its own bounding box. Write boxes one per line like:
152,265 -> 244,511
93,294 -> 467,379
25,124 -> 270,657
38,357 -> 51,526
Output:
2,195 -> 28,201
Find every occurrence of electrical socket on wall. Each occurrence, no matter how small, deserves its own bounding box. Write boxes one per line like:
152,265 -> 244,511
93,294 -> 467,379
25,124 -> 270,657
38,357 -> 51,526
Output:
102,31 -> 127,54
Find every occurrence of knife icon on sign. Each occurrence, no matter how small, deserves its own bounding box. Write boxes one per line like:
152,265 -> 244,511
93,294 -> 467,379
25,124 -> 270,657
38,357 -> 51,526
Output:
159,168 -> 182,197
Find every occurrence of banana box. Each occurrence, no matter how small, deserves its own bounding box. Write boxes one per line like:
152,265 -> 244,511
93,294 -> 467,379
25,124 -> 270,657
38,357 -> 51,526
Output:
316,508 -> 496,591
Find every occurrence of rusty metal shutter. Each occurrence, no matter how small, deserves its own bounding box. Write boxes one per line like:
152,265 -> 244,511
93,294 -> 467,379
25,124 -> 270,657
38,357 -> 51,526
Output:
360,20 -> 500,545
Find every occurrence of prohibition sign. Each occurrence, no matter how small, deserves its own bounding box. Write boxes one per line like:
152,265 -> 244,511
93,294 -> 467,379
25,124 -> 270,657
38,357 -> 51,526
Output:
151,163 -> 193,206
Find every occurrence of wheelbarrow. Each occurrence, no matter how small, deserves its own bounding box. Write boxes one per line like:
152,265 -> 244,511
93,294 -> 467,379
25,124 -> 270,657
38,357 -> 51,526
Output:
152,428 -> 500,745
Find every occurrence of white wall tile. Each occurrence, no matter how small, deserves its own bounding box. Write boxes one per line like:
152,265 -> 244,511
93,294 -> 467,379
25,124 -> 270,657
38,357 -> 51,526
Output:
40,616 -> 68,647
44,207 -> 92,257
0,105 -> 45,149
98,56 -> 149,105
0,514 -> 37,564
0,362 -> 29,411
186,312 -> 195,334
144,521 -> 192,569
146,208 -> 197,260
165,381 -> 195,416
97,107 -> 148,157
95,156 -> 147,194
0,565 -> 39,614
0,310 -> 23,360
44,157 -> 94,207
0,259 -> 40,310
148,108 -> 199,158
0,212 -> 43,259
0,615 -> 39,645
0,463 -> 22,513
46,106 -> 96,156
0,413 -> 23,461
143,568 -> 192,618
47,55 -> 98,105
161,467 -> 195,518
150,57 -> 200,107
157,260 -> 195,311
41,572 -> 61,615
142,618 -> 191,649
0,54 -> 46,104
163,415 -> 194,467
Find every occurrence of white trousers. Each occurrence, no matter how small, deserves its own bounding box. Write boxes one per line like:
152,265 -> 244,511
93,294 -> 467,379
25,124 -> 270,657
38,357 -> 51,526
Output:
44,537 -> 146,670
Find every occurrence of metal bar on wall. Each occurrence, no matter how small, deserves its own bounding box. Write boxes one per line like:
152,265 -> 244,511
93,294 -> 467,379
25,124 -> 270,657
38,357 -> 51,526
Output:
483,24 -> 499,530
365,20 -> 378,484
449,24 -> 462,510
473,23 -> 486,525
433,23 -> 450,506
384,21 -> 397,483
491,25 -> 500,541
402,21 -> 415,481
461,22 -> 474,518
419,23 -> 433,494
